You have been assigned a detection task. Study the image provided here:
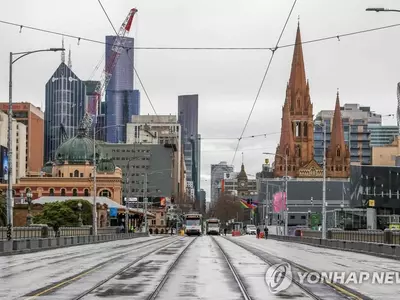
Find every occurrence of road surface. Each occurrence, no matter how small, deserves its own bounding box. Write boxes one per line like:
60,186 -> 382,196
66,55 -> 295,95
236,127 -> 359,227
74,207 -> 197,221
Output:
1,235 -> 399,299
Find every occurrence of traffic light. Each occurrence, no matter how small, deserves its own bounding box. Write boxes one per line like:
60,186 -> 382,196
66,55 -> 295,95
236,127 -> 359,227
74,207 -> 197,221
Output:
171,197 -> 175,204
246,199 -> 250,204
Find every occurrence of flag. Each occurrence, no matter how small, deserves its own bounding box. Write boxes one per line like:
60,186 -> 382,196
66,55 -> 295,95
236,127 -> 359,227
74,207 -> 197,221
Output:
273,192 -> 286,212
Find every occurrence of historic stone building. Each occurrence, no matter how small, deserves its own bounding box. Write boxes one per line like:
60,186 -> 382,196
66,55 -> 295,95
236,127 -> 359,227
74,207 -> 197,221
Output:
237,163 -> 249,197
326,92 -> 351,178
274,25 -> 349,179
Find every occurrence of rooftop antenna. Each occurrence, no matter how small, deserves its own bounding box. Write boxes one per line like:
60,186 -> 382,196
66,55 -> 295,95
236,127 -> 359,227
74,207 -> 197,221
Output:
68,45 -> 72,69
61,36 -> 65,64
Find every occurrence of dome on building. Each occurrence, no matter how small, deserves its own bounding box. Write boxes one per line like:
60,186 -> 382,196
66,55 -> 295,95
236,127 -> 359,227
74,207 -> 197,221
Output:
41,161 -> 54,174
97,158 -> 116,173
55,127 -> 103,164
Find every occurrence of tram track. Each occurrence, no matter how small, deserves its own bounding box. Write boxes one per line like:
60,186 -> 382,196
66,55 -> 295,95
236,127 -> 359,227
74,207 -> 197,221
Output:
224,237 -> 373,300
22,236 -> 179,300
146,236 -> 197,300
211,236 -> 252,300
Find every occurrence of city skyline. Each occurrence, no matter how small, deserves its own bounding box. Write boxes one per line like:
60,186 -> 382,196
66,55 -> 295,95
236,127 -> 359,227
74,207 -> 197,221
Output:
1,0 -> 400,200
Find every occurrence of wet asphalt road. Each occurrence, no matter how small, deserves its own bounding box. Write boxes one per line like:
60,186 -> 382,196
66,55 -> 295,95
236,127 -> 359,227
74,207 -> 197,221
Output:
2,235 -> 399,299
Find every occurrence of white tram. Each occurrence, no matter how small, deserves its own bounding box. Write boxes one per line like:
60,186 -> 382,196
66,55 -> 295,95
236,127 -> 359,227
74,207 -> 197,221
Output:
206,218 -> 220,235
184,213 -> 202,236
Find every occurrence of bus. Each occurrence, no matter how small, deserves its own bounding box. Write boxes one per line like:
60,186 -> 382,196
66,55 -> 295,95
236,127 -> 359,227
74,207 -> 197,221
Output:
206,218 -> 220,235
184,213 -> 202,236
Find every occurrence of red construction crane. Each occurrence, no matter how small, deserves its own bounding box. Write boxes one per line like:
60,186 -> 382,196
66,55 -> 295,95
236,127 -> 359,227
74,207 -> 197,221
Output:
87,8 -> 138,123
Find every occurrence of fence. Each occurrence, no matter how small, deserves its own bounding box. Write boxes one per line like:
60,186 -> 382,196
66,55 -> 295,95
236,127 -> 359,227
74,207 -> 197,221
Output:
0,226 -> 121,240
300,229 -> 400,245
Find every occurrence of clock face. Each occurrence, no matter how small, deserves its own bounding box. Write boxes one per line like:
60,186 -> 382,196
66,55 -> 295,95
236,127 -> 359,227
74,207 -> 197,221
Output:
240,182 -> 245,187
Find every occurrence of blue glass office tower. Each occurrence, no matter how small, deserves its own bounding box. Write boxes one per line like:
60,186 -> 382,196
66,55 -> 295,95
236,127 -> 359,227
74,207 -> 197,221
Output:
178,94 -> 200,202
105,36 -> 139,143
44,62 -> 86,162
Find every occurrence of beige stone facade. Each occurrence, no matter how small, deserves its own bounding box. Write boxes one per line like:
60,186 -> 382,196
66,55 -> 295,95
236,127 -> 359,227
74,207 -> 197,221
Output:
372,136 -> 400,166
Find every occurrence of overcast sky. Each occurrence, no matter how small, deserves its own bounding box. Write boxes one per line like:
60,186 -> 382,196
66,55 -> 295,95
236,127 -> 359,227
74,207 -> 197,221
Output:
1,0 -> 400,200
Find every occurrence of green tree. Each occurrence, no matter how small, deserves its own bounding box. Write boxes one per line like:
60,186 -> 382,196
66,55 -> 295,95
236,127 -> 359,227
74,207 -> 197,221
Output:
0,195 -> 6,226
33,199 -> 92,228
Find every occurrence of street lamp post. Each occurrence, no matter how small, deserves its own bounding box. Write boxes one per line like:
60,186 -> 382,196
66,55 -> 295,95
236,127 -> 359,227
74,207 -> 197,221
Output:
263,152 -> 288,235
26,190 -> 33,226
7,48 -> 64,240
78,202 -> 83,227
315,121 -> 327,239
92,124 -> 124,236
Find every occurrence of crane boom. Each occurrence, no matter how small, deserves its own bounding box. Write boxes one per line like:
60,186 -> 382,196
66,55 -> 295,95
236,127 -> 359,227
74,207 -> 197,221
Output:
87,8 -> 138,124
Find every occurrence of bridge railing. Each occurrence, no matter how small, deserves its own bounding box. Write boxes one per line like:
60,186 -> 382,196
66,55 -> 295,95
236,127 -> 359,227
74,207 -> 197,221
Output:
0,226 -> 121,240
299,228 -> 400,245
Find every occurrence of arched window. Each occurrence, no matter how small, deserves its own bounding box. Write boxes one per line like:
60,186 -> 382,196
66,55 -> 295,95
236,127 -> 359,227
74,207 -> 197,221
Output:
49,188 -> 54,196
84,189 -> 89,196
61,188 -> 66,196
74,170 -> 79,177
336,148 -> 340,157
72,188 -> 78,196
285,146 -> 289,156
58,170 -> 61,177
100,189 -> 111,198
303,122 -> 308,136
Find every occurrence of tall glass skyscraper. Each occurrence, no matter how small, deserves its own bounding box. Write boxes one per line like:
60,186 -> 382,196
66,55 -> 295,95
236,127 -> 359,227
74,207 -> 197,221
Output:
105,36 -> 140,143
178,94 -> 200,201
44,62 -> 86,162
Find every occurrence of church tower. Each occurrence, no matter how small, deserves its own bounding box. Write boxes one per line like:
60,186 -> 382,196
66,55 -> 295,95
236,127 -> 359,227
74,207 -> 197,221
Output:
274,24 -> 321,178
237,163 -> 249,197
326,92 -> 350,178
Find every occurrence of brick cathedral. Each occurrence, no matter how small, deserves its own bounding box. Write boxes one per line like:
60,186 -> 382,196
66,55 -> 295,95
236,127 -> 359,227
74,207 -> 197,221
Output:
273,25 -> 350,179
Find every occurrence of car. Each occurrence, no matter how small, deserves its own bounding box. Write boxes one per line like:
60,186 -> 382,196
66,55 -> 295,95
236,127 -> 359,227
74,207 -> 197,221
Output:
246,225 -> 257,235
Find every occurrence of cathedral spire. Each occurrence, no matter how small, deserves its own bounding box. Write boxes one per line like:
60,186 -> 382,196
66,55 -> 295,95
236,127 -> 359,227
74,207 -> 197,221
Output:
278,98 -> 295,157
330,90 -> 346,153
61,36 -> 65,64
289,24 -> 306,93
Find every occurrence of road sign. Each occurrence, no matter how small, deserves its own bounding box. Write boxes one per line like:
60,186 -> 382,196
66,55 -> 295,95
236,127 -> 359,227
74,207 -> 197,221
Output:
109,207 -> 117,217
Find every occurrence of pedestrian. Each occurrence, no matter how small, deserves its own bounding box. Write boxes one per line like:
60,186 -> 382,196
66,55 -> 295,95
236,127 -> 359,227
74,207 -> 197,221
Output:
224,228 -> 227,236
256,226 -> 261,239
170,227 -> 173,235
264,226 -> 268,239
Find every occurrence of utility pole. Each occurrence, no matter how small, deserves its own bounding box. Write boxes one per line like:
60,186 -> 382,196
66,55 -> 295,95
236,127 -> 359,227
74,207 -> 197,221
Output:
284,154 -> 288,236
144,172 -> 148,233
322,123 -> 327,239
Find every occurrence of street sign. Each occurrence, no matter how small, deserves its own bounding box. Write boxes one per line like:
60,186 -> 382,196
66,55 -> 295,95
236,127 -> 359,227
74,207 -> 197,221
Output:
109,207 -> 117,217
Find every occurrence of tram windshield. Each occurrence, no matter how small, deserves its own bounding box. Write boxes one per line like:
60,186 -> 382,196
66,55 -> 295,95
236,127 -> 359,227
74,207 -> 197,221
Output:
186,219 -> 201,226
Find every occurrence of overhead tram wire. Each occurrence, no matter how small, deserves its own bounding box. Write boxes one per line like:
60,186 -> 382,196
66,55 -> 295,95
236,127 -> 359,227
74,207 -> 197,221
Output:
198,131 -> 281,140
230,0 -> 298,166
96,0 -> 157,115
2,19 -> 400,52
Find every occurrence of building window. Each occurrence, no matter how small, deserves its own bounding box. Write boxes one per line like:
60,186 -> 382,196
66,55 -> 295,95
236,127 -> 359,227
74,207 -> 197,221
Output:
72,189 -> 78,196
336,149 -> 340,157
304,122 -> 308,136
70,173 -> 73,177
80,173 -> 83,177
61,188 -> 66,196
100,189 -> 111,198
74,170 -> 79,177
58,170 -> 61,177
84,189 -> 89,196
49,188 -> 54,196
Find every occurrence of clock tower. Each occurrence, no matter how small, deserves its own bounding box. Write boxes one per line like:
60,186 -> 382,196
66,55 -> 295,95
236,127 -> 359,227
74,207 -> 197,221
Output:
237,163 -> 249,197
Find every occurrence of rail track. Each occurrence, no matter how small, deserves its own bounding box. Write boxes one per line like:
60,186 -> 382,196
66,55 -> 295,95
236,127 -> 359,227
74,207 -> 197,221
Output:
146,237 -> 197,300
211,236 -> 252,300
224,237 -> 372,300
23,236 -> 179,300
